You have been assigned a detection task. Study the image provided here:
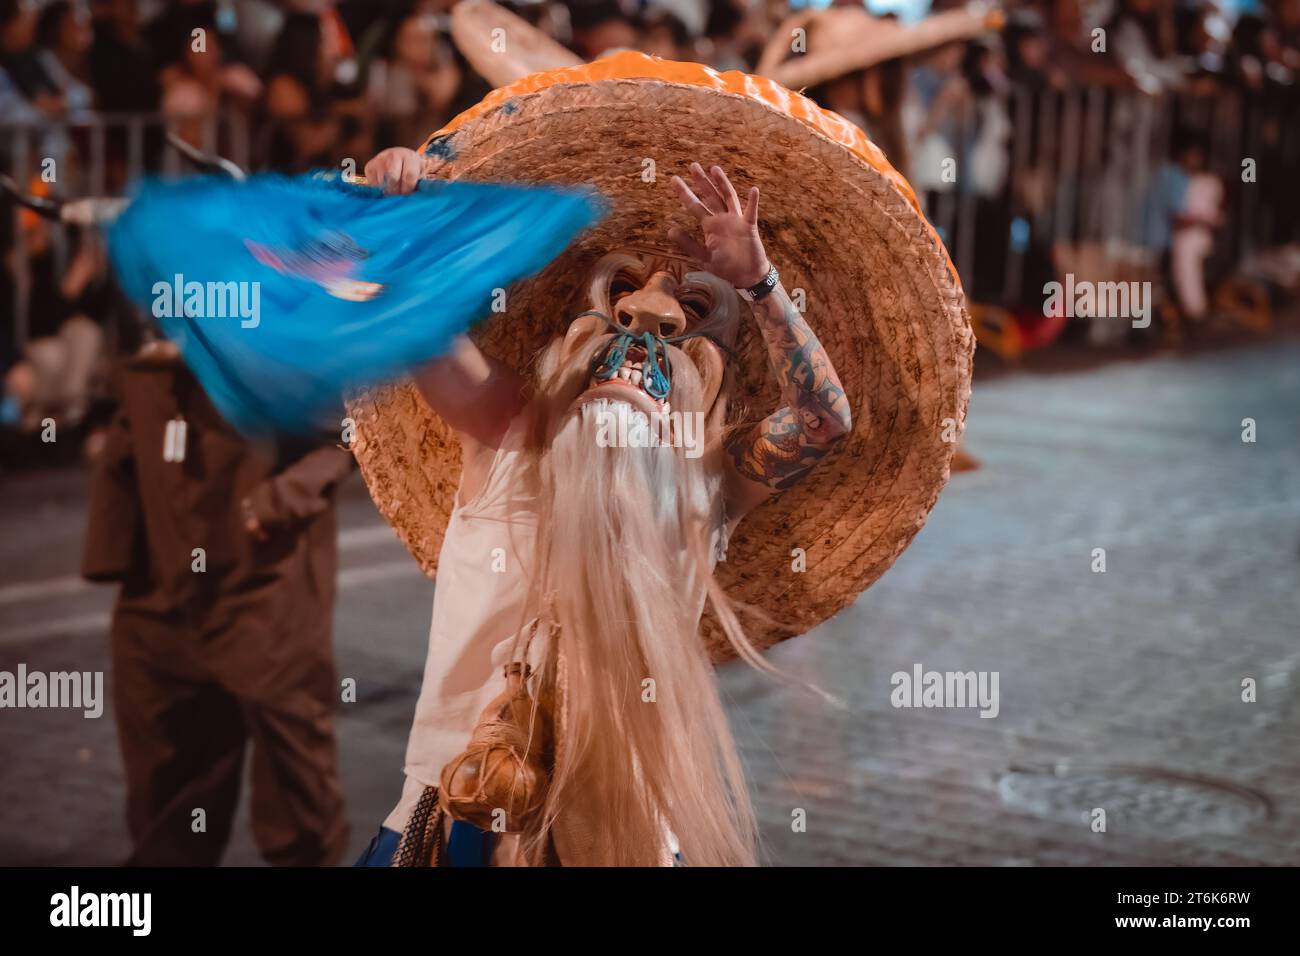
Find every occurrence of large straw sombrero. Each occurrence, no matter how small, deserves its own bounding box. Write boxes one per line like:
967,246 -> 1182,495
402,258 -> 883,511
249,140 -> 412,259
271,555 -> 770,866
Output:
348,51 -> 973,663
757,3 -> 1004,92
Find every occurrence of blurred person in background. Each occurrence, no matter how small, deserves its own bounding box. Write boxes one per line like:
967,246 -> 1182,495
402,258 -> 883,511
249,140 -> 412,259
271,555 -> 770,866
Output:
1004,5 -> 1064,89
696,0 -> 755,70
1039,0 -> 1137,88
1106,0 -> 1184,91
82,336 -> 354,866
1268,0 -> 1300,54
1231,9 -> 1299,248
1,211 -> 107,435
263,6 -> 369,170
1172,0 -> 1232,95
959,39 -> 1012,303
154,1 -> 262,149
367,7 -> 462,148
905,32 -> 1016,307
906,38 -> 968,189
28,0 -> 95,170
638,0 -> 702,61
1,160 -> 111,437
1230,9 -> 1295,91
699,0 -> 785,70
0,49 -> 42,121
1,0 -> 92,171
567,0 -> 638,59
1162,128 -> 1224,325
88,0 -> 158,112
35,0 -> 95,117
798,15 -> 912,175
1,0 -> 66,117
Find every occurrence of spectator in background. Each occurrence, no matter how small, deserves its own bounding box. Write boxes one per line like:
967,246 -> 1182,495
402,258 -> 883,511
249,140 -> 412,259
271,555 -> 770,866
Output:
708,0 -> 784,70
1041,0 -> 1136,88
697,0 -> 748,71
35,0 -> 94,118
0,47 -> 41,121
83,339 -> 353,867
638,0 -> 702,61
263,8 -> 368,171
1004,7 -> 1062,89
808,33 -> 912,177
1230,11 -> 1295,92
1,1 -> 95,180
568,0 -> 638,59
1,0 -> 65,117
1107,0 -> 1184,92
1231,9 -> 1298,247
367,9 -> 461,148
1143,128 -> 1222,322
156,3 -> 262,149
906,38 -> 968,184
1174,0 -> 1231,96
1269,0 -> 1300,57
1,214 -> 106,433
961,39 -> 1012,302
1169,133 -> 1224,323
89,0 -> 158,112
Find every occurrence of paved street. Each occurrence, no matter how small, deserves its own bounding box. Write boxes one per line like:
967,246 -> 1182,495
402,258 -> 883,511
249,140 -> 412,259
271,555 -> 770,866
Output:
2,339 -> 1298,866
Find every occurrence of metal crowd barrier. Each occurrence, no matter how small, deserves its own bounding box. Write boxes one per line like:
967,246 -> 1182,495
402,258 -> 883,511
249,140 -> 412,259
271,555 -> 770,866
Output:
3,90 -> 1297,354
918,84 -> 1297,309
4,112 -> 251,351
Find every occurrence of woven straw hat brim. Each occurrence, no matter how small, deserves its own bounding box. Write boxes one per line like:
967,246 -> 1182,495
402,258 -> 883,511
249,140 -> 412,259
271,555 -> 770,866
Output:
348,53 -> 973,662
758,5 -> 1004,92
451,0 -> 582,89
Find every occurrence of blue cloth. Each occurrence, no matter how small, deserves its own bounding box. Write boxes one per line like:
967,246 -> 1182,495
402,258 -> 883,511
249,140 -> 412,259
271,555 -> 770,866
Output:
446,820 -> 495,867
354,826 -> 402,867
352,823 -> 495,867
107,173 -> 602,435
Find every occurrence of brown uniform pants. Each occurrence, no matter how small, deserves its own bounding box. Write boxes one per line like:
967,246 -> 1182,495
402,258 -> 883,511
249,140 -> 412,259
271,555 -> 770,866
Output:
111,606 -> 348,866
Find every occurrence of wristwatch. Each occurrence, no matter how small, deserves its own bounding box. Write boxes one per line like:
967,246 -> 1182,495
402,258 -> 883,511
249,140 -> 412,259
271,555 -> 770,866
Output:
739,263 -> 779,302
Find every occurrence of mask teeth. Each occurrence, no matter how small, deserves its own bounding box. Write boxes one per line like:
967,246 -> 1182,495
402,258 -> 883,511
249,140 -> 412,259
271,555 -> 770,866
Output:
590,331 -> 672,402
593,332 -> 634,381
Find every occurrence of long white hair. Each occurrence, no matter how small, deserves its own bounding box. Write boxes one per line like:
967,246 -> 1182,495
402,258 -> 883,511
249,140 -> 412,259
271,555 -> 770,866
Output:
515,328 -> 761,866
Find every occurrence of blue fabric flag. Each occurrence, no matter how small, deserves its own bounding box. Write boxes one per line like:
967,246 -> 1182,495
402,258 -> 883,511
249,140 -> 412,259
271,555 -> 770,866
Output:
108,173 -> 603,434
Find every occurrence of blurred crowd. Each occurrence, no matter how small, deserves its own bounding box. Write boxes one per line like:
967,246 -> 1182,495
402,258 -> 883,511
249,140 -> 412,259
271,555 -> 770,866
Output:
3,0 -> 1300,450
2,0 -> 1297,170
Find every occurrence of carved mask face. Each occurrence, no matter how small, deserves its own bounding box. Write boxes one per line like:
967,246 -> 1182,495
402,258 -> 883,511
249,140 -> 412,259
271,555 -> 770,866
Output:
556,249 -> 742,421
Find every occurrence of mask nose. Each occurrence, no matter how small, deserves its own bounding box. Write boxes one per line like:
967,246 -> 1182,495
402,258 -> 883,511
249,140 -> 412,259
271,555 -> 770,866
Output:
613,272 -> 686,340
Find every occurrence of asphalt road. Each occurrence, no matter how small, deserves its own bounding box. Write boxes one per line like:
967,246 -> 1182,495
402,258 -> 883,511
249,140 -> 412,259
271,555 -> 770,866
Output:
2,338 -> 1298,865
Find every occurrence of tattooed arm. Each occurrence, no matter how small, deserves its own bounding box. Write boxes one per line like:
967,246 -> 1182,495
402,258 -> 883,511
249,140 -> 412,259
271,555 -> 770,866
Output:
668,162 -> 851,518
723,282 -> 851,514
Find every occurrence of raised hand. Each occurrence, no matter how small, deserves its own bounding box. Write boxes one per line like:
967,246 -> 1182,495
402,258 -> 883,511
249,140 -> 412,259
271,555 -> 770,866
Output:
668,163 -> 769,289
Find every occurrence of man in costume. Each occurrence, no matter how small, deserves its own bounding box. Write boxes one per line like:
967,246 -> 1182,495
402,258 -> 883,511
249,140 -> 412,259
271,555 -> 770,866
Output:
361,153 -> 849,867
348,44 -> 973,866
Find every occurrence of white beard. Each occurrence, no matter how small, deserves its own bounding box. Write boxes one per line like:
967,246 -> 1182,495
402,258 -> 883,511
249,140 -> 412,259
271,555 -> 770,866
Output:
550,398 -> 708,540
529,397 -> 755,866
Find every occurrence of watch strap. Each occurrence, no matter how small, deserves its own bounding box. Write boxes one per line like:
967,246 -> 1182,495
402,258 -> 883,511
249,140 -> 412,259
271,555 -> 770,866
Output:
744,264 -> 779,301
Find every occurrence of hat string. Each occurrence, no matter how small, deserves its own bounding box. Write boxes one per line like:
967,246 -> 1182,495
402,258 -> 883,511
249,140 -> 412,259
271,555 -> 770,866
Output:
575,308 -> 740,363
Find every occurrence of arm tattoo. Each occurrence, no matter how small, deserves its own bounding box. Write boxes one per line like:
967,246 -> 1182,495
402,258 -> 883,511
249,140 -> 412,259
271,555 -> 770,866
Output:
727,283 -> 852,492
